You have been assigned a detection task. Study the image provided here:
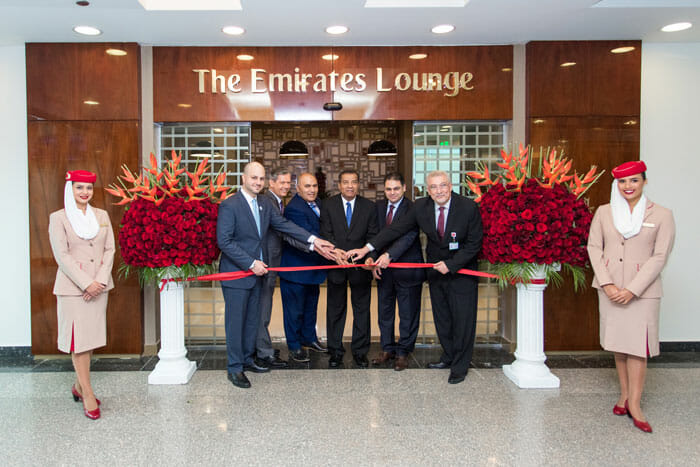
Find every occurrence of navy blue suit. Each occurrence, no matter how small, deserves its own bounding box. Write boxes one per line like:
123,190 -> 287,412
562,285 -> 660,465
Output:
278,194 -> 327,351
217,191 -> 313,374
374,198 -> 425,356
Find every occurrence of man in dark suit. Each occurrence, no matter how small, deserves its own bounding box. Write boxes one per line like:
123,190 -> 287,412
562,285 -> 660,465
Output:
347,170 -> 483,384
255,167 -> 301,369
366,172 -> 425,371
320,169 -> 378,368
217,162 -> 334,389
278,173 -> 329,363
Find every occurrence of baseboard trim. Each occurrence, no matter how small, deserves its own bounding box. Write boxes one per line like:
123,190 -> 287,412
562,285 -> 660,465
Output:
660,341 -> 700,352
0,346 -> 32,358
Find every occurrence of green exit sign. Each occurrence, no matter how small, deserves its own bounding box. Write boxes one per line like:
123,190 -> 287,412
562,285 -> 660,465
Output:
439,141 -> 450,146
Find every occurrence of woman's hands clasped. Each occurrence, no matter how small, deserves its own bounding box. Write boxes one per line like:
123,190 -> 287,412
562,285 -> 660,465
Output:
83,281 -> 106,301
603,284 -> 635,305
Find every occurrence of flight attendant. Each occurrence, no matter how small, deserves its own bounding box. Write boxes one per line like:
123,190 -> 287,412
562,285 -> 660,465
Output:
587,160 -> 675,433
48,170 -> 115,420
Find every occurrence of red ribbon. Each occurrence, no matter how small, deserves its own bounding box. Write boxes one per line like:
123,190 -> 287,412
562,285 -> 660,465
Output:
159,262 -> 498,291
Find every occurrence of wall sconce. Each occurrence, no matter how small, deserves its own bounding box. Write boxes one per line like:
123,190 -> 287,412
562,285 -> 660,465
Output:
367,139 -> 397,157
279,140 -> 309,159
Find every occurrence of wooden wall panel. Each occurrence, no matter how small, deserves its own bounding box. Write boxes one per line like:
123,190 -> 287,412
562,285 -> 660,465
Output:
529,117 -> 640,350
527,41 -> 641,351
153,46 -> 512,122
29,121 -> 143,355
527,41 -> 641,117
26,43 -> 140,121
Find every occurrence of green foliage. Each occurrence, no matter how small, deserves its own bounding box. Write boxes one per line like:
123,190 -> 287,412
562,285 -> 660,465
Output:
481,261 -> 588,292
119,261 -> 219,287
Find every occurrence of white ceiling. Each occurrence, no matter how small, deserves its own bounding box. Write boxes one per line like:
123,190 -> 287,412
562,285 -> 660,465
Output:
1,0 -> 699,46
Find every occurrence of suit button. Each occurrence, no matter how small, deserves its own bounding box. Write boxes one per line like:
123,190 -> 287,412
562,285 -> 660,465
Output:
90,259 -> 94,262
619,258 -> 623,262
90,243 -> 94,247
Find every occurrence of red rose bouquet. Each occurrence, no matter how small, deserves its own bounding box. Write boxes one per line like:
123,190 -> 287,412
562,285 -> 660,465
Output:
106,151 -> 233,284
465,145 -> 604,289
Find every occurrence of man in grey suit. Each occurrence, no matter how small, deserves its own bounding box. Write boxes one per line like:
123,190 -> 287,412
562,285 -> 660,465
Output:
217,162 -> 335,389
255,167 -> 298,369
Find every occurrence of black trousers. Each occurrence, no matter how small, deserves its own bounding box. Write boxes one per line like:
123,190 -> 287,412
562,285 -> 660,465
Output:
326,279 -> 371,357
428,276 -> 478,377
376,274 -> 422,356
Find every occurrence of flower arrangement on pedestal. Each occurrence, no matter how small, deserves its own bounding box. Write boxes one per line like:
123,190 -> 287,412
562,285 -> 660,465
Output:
465,145 -> 604,290
106,151 -> 233,284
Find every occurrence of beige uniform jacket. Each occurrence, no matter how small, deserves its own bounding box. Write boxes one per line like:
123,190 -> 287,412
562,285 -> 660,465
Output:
49,208 -> 115,295
587,201 -> 675,298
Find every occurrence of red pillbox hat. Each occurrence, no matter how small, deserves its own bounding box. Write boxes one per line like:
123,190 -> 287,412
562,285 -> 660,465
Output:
611,161 -> 647,179
65,170 -> 97,183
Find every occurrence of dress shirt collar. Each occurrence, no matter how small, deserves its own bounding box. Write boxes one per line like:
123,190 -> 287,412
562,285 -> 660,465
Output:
341,195 -> 356,211
386,196 -> 403,214
434,197 -> 451,225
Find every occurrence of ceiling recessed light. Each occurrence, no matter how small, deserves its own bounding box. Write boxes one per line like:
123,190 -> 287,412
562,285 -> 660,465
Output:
624,120 -> 637,125
322,54 -> 339,61
661,22 -> 692,32
177,103 -> 192,108
138,0 -> 242,10
106,48 -> 127,56
560,62 -> 576,67
501,67 -> 512,72
365,0 -> 469,6
533,119 -> 545,124
326,25 -> 349,35
73,25 -> 102,36
431,24 -> 455,34
409,53 -> 428,59
83,100 -> 99,105
222,26 -> 245,36
213,128 -> 224,133
236,54 -> 254,61
610,46 -> 635,54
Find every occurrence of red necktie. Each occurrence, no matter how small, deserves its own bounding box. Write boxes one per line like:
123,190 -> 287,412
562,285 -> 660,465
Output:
386,204 -> 395,226
437,206 -> 445,240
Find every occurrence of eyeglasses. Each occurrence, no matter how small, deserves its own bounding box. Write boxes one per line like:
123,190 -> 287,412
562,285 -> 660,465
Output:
428,183 -> 450,191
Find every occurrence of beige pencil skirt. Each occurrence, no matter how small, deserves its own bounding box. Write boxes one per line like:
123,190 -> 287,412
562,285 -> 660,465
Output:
598,290 -> 660,358
56,293 -> 108,354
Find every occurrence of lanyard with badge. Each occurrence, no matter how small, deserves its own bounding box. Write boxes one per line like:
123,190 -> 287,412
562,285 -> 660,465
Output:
449,232 -> 459,251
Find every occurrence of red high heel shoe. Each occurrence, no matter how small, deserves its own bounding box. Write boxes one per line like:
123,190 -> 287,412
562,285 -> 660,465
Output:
82,399 -> 100,420
632,416 -> 652,433
613,400 -> 628,416
72,385 -> 101,406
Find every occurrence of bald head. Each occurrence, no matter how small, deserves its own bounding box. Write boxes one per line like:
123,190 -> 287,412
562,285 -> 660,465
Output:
297,172 -> 319,202
242,161 -> 266,196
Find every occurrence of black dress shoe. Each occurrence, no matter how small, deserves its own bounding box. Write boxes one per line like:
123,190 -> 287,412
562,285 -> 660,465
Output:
228,371 -> 251,388
274,348 -> 281,358
243,360 -> 270,373
258,355 -> 289,369
302,341 -> 328,353
428,361 -> 451,369
448,372 -> 466,384
289,348 -> 310,362
353,354 -> 369,368
328,354 -> 343,368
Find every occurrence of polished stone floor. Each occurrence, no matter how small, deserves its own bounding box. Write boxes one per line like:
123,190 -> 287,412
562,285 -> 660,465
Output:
1,346 -> 699,466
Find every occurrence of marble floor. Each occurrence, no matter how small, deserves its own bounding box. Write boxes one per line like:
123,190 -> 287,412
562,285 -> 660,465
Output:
1,347 -> 699,466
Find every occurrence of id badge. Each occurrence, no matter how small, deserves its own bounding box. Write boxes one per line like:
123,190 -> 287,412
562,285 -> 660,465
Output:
448,232 -> 458,250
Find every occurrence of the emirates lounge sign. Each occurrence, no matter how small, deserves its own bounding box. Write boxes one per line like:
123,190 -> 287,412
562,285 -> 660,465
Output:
193,67 -> 474,97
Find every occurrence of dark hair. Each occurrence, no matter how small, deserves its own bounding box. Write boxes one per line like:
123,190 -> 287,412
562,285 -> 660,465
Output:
338,169 -> 359,182
641,172 -> 646,180
269,167 -> 291,181
384,172 -> 405,185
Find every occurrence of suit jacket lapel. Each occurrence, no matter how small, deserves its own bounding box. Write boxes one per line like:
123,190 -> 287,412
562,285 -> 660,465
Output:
643,200 -> 654,221
236,192 -> 261,239
426,198 -> 438,241
442,194 -> 458,244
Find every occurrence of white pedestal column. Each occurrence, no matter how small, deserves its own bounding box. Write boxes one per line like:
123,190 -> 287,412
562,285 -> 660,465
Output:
148,280 -> 196,385
503,266 -> 560,389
